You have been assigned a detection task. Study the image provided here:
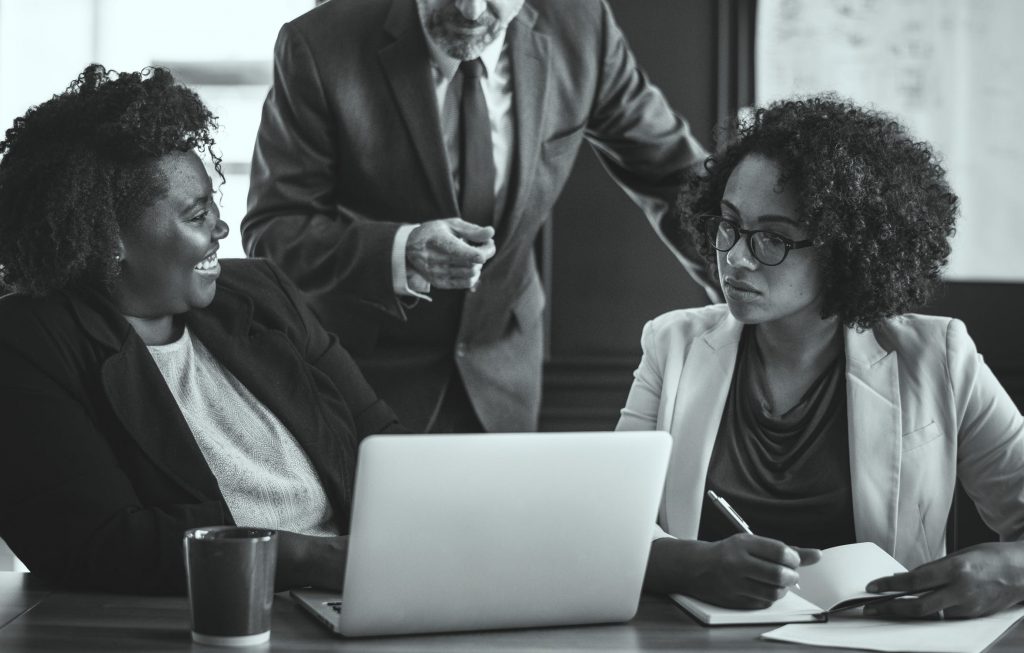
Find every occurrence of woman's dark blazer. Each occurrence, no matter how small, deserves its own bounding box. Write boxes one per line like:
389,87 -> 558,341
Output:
0,259 -> 400,594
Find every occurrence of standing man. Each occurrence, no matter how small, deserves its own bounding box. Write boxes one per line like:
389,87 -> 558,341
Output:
243,0 -> 713,433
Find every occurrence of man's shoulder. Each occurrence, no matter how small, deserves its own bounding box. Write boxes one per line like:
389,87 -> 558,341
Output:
527,0 -> 606,38
529,0 -> 604,19
285,0 -> 391,45
290,0 -> 388,28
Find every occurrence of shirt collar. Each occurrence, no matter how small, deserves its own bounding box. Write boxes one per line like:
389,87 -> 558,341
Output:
422,26 -> 508,82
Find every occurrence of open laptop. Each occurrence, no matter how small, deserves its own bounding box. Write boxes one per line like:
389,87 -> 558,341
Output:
292,430 -> 671,637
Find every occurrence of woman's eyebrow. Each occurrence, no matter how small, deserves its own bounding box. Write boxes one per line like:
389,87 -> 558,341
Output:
720,199 -> 799,226
179,192 -> 212,215
756,214 -> 801,227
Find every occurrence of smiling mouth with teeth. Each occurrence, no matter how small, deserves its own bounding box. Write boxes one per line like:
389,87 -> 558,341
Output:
194,252 -> 219,271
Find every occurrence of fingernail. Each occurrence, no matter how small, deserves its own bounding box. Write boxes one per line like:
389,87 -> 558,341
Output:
865,582 -> 878,592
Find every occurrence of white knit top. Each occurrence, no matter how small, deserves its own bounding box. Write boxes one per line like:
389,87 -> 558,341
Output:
147,327 -> 338,537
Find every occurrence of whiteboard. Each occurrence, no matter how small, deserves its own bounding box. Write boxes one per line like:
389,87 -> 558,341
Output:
756,0 -> 1024,282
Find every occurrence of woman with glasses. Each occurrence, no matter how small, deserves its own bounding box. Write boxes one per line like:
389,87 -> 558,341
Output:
618,95 -> 1024,618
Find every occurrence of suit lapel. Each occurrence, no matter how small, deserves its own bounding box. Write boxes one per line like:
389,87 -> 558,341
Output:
845,327 -> 902,555
503,5 -> 548,237
663,314 -> 743,537
379,0 -> 458,215
64,287 -> 222,501
101,336 -> 223,503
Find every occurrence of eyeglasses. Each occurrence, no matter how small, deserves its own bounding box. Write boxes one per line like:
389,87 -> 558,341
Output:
700,214 -> 814,266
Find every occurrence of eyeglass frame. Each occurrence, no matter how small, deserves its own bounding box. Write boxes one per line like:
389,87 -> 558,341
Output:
699,214 -> 814,266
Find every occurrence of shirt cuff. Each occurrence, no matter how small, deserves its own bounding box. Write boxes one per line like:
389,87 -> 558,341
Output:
392,224 -> 432,301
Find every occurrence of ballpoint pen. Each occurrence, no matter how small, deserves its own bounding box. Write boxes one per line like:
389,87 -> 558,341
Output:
706,489 -> 800,589
706,490 -> 753,535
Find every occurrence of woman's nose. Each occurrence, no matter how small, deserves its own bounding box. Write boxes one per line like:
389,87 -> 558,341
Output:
213,217 -> 229,241
725,234 -> 758,269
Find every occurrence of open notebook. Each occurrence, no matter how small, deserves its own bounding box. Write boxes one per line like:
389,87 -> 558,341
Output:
671,542 -> 908,625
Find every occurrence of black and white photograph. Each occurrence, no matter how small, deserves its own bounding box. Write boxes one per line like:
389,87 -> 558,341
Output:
1,0 -> 1022,650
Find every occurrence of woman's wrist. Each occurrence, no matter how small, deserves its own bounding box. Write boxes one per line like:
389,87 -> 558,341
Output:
643,537 -> 715,595
274,532 -> 348,591
998,541 -> 1024,603
274,531 -> 313,590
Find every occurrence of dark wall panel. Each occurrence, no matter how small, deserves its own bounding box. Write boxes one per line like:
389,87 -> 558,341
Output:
548,0 -> 716,360
920,282 -> 1024,409
542,0 -> 718,429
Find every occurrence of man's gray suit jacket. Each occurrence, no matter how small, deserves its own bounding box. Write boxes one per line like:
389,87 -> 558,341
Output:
242,0 -> 709,432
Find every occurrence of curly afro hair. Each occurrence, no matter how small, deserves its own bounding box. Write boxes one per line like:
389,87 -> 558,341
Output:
0,64 -> 220,296
676,94 -> 958,329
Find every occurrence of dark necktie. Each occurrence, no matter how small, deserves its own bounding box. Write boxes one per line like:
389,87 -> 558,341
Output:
458,58 -> 495,226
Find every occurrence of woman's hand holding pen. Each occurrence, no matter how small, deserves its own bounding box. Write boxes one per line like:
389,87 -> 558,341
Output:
644,535 -> 821,609
864,542 -> 1024,619
705,534 -> 820,609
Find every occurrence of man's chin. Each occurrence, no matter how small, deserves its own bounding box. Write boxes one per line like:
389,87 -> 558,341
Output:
434,30 -> 496,60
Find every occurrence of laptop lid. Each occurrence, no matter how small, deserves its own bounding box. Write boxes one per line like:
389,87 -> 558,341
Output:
334,430 -> 671,637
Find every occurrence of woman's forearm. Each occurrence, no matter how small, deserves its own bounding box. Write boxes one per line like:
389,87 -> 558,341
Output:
274,532 -> 348,591
643,536 -> 715,595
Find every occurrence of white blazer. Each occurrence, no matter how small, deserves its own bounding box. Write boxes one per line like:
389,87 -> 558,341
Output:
617,304 -> 1024,569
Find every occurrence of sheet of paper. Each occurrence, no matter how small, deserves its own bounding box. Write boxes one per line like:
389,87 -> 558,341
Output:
761,607 -> 1024,653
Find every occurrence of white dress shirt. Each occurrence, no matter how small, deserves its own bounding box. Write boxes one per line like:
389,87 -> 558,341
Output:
391,27 -> 516,298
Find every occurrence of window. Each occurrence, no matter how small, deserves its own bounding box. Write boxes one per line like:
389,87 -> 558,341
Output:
756,0 -> 1024,282
0,0 -> 314,259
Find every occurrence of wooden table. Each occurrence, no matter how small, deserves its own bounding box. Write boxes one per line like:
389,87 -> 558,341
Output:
1,572 -> 1023,652
0,573 -> 48,631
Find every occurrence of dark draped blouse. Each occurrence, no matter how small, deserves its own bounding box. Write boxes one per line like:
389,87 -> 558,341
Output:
697,327 -> 856,549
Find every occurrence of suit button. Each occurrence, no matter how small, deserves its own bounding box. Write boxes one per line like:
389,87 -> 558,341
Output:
456,343 -> 467,357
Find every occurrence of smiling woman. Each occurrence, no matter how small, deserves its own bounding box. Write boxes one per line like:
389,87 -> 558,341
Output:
0,65 -> 404,594
113,151 -> 230,345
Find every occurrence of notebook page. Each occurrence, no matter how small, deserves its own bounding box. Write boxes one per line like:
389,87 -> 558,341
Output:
796,542 -> 907,611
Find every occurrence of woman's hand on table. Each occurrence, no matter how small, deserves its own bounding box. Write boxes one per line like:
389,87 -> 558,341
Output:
275,532 -> 349,591
866,542 -> 1024,619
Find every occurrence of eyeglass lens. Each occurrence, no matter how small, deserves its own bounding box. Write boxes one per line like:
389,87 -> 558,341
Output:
705,217 -> 789,266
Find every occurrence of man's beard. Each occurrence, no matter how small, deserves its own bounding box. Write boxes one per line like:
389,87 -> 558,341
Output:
425,4 -> 501,60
